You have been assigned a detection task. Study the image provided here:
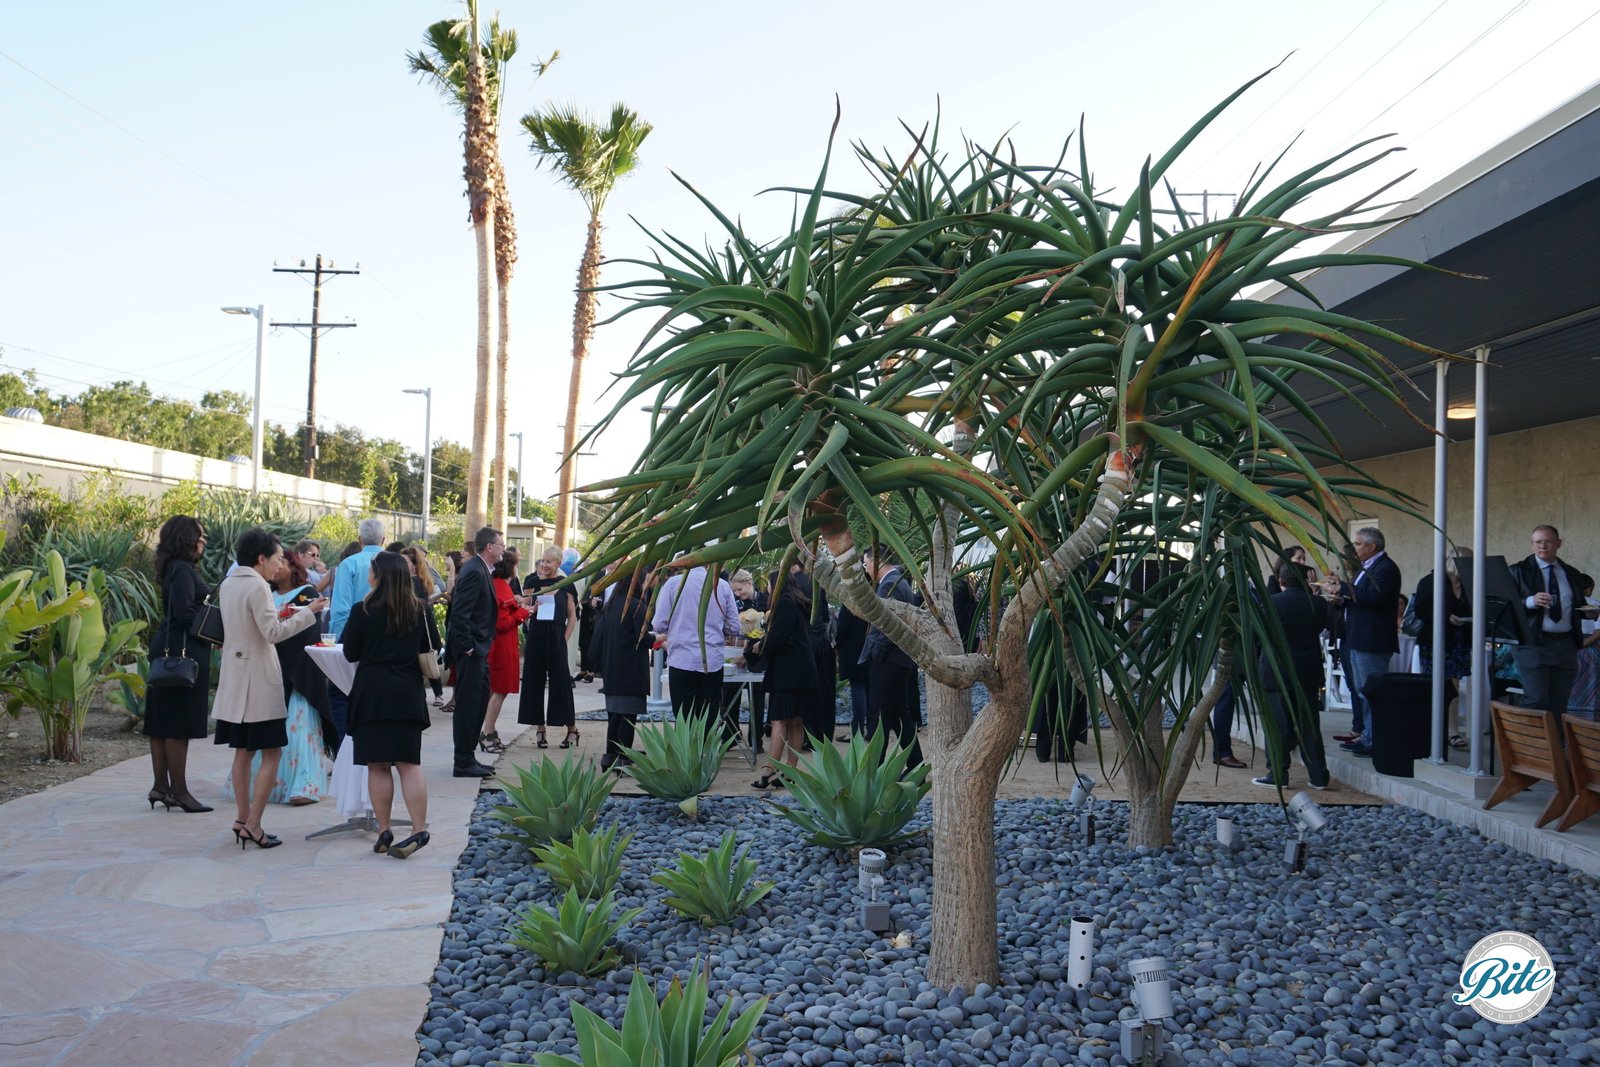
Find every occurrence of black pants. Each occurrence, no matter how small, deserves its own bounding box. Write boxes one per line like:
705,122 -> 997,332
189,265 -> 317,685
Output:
866,659 -> 922,769
453,654 -> 489,768
520,624 -> 574,728
604,713 -> 637,764
670,666 -> 725,722
1513,639 -> 1579,717
1265,670 -> 1330,787
804,638 -> 838,745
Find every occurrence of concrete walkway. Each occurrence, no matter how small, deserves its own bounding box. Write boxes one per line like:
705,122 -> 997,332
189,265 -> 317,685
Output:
0,685 -> 608,1067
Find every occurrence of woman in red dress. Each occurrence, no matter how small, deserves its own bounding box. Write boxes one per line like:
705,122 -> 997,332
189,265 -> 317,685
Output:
480,556 -> 529,754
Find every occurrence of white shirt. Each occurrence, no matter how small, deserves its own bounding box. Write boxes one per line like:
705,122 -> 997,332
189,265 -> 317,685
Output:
1528,560 -> 1573,634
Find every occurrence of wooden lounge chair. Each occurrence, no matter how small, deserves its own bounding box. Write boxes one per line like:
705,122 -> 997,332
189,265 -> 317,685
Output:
1484,702 -> 1573,829
1557,714 -> 1600,832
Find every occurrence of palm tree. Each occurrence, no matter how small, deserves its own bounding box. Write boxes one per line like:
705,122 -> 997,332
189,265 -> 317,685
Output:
408,13 -> 554,532
519,103 -> 652,545
572,81 -> 1457,989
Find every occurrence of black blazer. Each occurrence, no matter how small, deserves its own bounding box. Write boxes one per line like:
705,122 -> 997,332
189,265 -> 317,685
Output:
341,600 -> 430,734
600,584 -> 652,698
1260,588 -> 1328,694
860,566 -> 918,670
1413,571 -> 1469,651
1510,554 -> 1593,648
1339,553 -> 1402,655
761,594 -> 819,693
834,605 -> 867,681
446,555 -> 496,659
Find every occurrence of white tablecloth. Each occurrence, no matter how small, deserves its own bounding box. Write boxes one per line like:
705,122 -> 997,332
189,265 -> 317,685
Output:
305,644 -> 369,816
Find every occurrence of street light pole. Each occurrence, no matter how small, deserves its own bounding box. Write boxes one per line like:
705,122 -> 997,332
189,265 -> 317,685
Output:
221,305 -> 268,494
404,388 -> 433,543
510,431 -> 524,521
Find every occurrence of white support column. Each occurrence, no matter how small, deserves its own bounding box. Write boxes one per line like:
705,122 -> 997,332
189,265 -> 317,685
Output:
1430,360 -> 1449,764
1468,346 -> 1491,777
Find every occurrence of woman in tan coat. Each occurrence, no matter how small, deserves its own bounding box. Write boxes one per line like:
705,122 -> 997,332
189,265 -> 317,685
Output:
214,527 -> 327,848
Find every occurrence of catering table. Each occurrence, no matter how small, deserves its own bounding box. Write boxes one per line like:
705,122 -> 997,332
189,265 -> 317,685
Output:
722,645 -> 764,767
304,643 -> 408,840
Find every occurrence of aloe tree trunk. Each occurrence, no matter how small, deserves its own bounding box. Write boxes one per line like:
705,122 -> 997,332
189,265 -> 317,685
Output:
555,211 -> 602,545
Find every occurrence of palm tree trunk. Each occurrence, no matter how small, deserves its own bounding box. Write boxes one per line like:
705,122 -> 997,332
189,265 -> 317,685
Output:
494,276 -> 510,531
467,213 -> 496,534
555,210 -> 602,545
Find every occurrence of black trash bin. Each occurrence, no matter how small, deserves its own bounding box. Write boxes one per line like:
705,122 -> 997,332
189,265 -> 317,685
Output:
1362,672 -> 1433,776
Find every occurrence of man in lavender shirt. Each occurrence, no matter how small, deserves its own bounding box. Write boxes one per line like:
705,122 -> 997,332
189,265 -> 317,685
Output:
651,564 -> 742,724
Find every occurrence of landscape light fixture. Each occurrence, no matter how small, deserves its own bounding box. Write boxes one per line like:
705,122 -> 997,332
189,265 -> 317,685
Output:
221,304 -> 267,494
1121,957 -> 1182,1066
402,388 -> 433,542
1216,814 -> 1242,852
858,848 -> 891,933
1070,773 -> 1097,844
1286,792 -> 1327,874
1067,916 -> 1095,1009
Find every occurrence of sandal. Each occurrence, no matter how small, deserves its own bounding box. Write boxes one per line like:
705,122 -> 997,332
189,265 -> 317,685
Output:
752,773 -> 778,790
441,699 -> 456,714
433,697 -> 445,708
479,731 -> 506,755
1449,733 -> 1469,750
560,730 -> 580,749
536,729 -> 548,749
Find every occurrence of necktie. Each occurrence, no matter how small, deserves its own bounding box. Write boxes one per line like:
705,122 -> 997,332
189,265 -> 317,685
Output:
1546,564 -> 1562,626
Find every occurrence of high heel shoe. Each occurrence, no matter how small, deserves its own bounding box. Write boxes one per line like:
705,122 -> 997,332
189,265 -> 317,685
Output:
560,730 -> 580,749
234,821 -> 279,845
147,789 -> 174,811
169,793 -> 214,814
238,826 -> 283,850
388,830 -> 430,859
373,828 -> 394,854
536,730 -> 548,749
478,731 -> 506,755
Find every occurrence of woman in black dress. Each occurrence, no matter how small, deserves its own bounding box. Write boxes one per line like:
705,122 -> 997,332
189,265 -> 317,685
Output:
599,563 -> 656,772
342,551 -> 432,859
142,515 -> 215,813
752,571 -> 821,789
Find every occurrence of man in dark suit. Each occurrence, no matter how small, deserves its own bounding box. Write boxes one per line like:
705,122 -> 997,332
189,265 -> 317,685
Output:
446,526 -> 503,777
857,546 -> 923,769
1324,526 -> 1401,758
1510,524 -> 1593,717
1254,563 -> 1332,788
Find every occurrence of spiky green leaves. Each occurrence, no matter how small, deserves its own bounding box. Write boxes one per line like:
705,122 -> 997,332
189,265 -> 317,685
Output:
770,730 -> 930,850
650,831 -> 774,927
620,714 -> 733,816
509,888 -> 640,978
490,754 -> 615,849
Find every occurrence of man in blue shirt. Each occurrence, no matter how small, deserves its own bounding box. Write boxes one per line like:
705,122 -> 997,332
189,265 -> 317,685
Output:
326,518 -> 386,737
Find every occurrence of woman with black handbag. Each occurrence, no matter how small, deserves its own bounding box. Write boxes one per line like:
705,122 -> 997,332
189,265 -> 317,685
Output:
142,515 -> 215,813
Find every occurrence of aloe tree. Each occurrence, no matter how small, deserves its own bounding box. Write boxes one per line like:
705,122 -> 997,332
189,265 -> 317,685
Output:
575,82 -> 1449,988
520,103 -> 652,544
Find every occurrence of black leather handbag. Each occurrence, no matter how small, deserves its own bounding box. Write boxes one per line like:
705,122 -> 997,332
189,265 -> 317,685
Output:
189,593 -> 225,648
148,602 -> 199,689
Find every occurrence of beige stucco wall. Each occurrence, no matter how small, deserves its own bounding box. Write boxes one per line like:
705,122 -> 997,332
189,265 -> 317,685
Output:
1318,414 -> 1600,591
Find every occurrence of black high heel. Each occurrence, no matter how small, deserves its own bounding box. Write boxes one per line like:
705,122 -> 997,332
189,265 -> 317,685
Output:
373,829 -> 394,854
478,732 -> 506,755
536,730 -> 548,749
170,793 -> 214,814
560,730 -> 580,749
239,826 -> 282,850
148,789 -> 174,811
388,830 -> 430,859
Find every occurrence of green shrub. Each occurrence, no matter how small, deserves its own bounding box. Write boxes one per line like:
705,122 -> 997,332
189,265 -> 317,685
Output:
650,831 -> 773,927
192,490 -> 312,587
508,888 -> 640,978
491,753 -> 615,849
533,963 -> 767,1067
621,714 -> 732,816
532,824 -> 631,900
771,728 -> 930,849
36,526 -> 159,628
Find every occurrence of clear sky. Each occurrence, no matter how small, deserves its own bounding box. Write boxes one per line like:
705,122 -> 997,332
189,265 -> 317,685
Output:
3,0 -> 1597,505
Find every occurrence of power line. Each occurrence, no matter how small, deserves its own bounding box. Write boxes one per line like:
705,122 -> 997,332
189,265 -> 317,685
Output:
1327,0 -> 1535,154
1184,0 -> 1392,182
0,46 -> 341,257
1221,0 -> 1451,195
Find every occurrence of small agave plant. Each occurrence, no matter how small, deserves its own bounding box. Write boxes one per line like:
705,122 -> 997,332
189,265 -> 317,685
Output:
532,962 -> 767,1067
620,713 -> 732,816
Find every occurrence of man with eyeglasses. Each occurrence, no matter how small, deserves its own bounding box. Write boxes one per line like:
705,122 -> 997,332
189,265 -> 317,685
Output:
1322,527 -> 1401,758
1510,525 -> 1593,718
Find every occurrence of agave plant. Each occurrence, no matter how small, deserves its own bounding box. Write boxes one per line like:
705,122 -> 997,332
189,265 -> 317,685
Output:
650,830 -> 774,927
491,753 -> 615,849
533,963 -> 767,1067
772,729 -> 930,850
508,887 -> 640,978
574,76 -> 1453,986
531,824 -> 632,900
620,713 -> 732,816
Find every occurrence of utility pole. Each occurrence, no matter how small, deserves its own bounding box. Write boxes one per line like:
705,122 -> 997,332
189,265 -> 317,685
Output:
273,254 -> 359,478
1171,190 -> 1238,225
